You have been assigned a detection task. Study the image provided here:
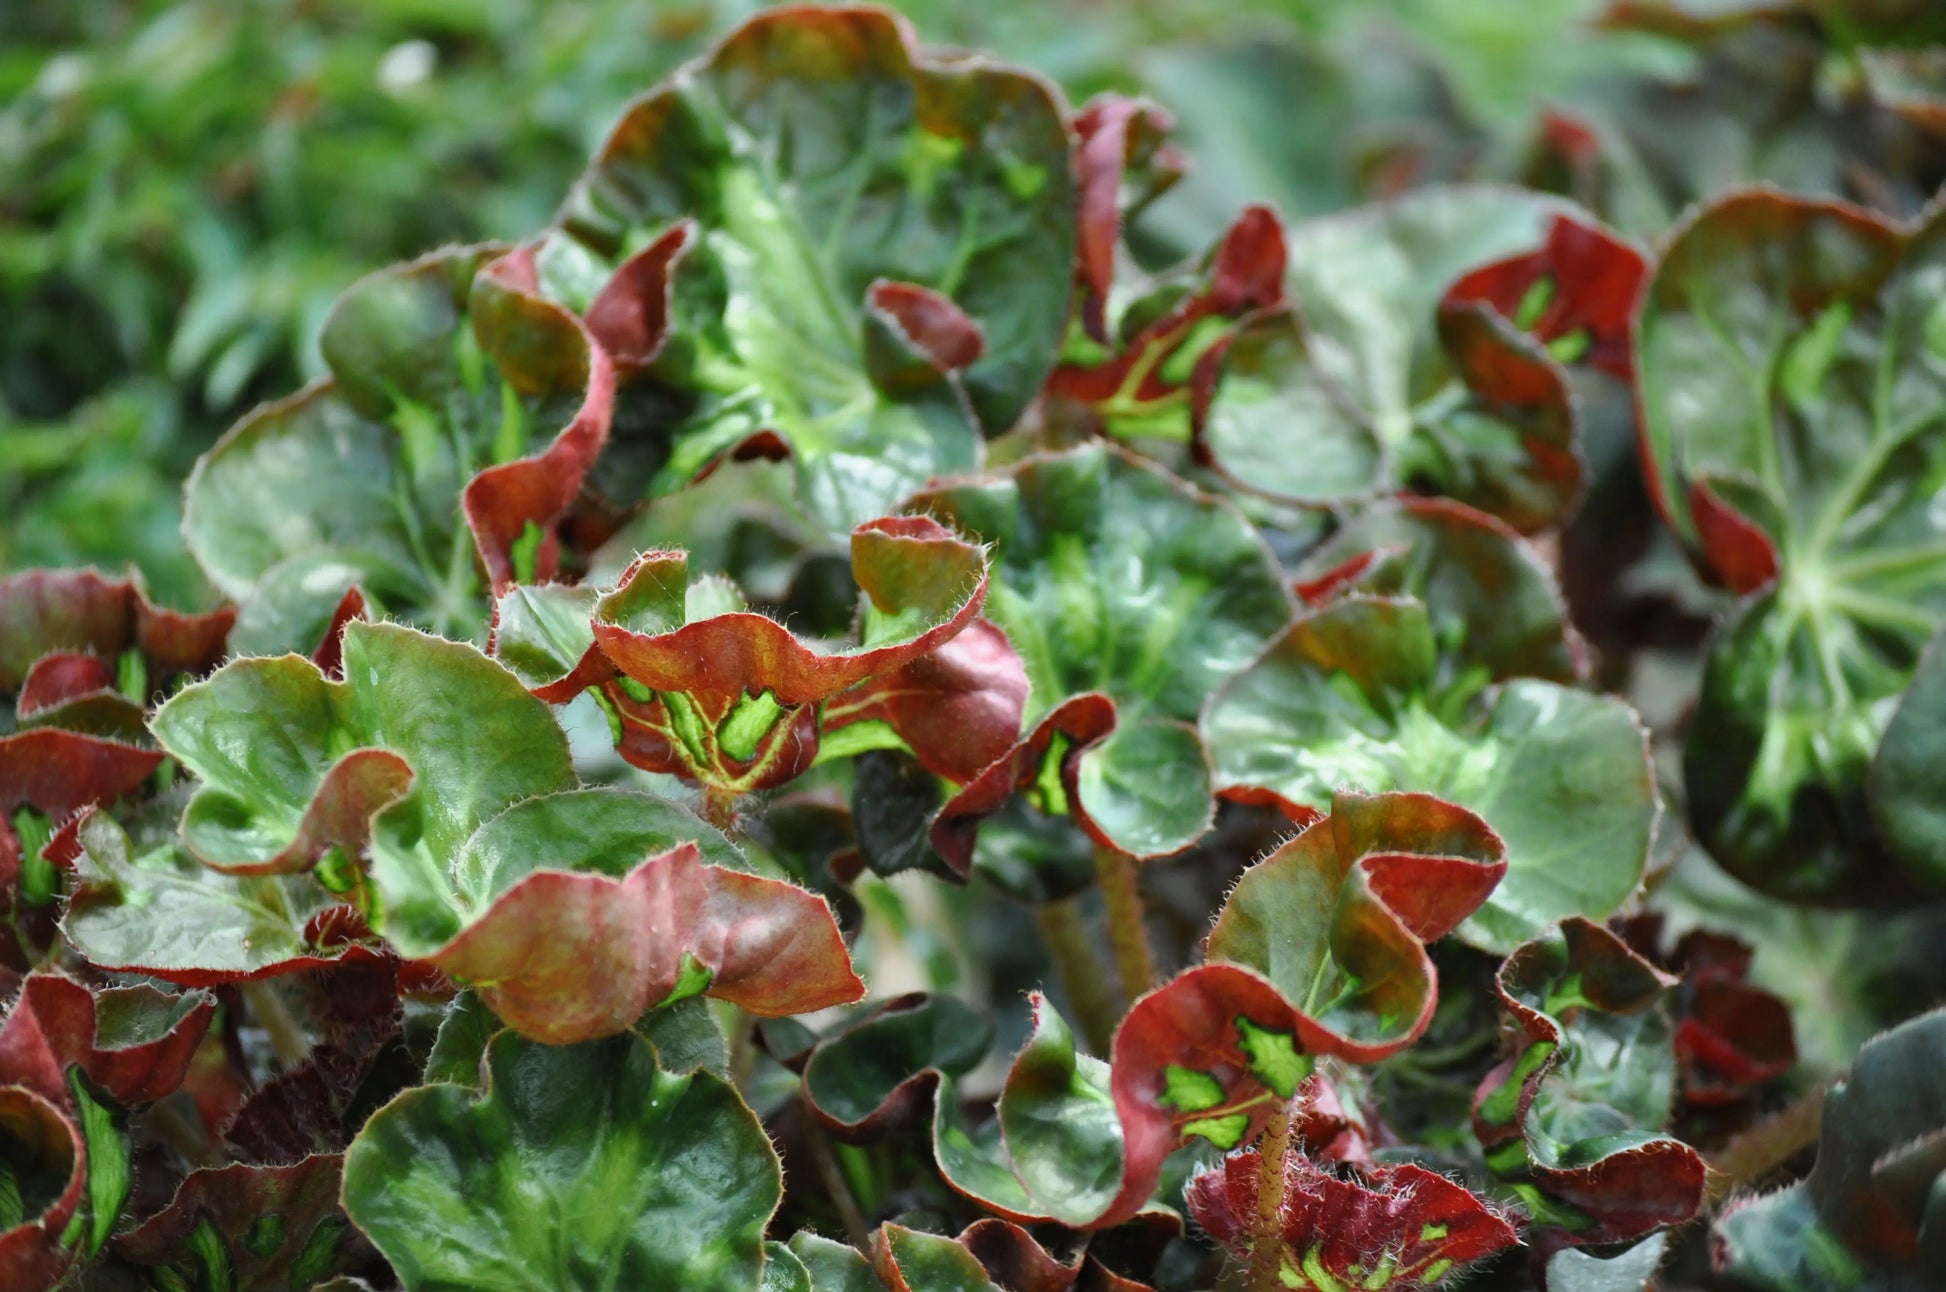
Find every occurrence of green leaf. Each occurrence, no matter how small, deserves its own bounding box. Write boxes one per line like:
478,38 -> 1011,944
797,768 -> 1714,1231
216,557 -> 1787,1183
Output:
995,995 -> 1124,1227
870,1225 -> 1001,1292
1207,789 -> 1506,1060
1204,596 -> 1655,952
1198,187 -> 1589,532
342,1030 -> 780,1291
64,808 -> 384,984
1293,495 -> 1583,685
1635,191 -> 1946,902
64,1069 -> 128,1259
1545,1234 -> 1667,1292
422,990 -> 497,1089
153,619 -> 572,876
184,245 -> 612,652
544,6 -> 1075,534
914,441 -> 1292,858
1871,627 -> 1946,891
1474,919 -> 1705,1246
1715,1006 -> 1946,1290
789,1232 -> 888,1292
803,995 -> 991,1136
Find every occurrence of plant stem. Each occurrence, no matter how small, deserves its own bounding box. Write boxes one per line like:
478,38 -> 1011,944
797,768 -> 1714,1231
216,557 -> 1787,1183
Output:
1247,1098 -> 1295,1292
1094,844 -> 1156,1004
1706,1083 -> 1827,1204
801,1099 -> 873,1250
1035,898 -> 1122,1055
240,980 -> 310,1071
702,789 -> 739,832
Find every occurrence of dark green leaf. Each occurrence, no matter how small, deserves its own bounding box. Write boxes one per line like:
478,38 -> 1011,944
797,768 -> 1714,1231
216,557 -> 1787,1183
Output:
544,6 -> 1075,533
342,1030 -> 779,1291
1205,596 -> 1654,951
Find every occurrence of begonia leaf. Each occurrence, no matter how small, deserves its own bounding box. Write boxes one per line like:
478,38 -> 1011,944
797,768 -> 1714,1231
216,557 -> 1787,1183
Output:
540,5 -> 1074,534
1618,915 -> 1797,1107
1634,191 -> 1946,902
147,646 -> 868,1046
0,730 -> 163,840
1071,94 -> 1187,344
927,996 -> 1127,1227
342,1030 -> 779,1291
183,243 -> 613,653
802,993 -> 991,1139
1473,918 -> 1705,1246
62,807 -> 390,985
871,1225 -> 1003,1292
400,800 -> 862,1044
1870,627 -> 1946,892
1292,496 -> 1585,685
152,618 -> 572,875
1046,205 -> 1286,444
1207,790 -> 1506,1061
1186,1150 -> 1518,1292
790,1231 -> 889,1292
0,1083 -> 84,1291
821,618 -> 1030,784
1546,1234 -> 1667,1292
1204,596 -> 1655,952
0,972 -> 215,1282
113,1154 -> 362,1289
1077,794 -> 1502,1227
0,972 -> 214,1111
1441,212 -> 1647,383
913,441 -> 1292,861
995,994 -> 1125,1227
0,568 -> 232,695
1196,187 -> 1601,533
495,515 -> 996,797
1713,1005 -> 1946,1290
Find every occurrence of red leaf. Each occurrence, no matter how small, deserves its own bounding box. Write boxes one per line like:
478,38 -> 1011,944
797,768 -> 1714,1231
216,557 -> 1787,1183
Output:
0,971 -> 216,1109
1443,213 -> 1648,380
1687,476 -> 1779,594
0,569 -> 232,692
825,618 -> 1030,783
0,728 -> 163,821
595,516 -> 989,711
0,1084 -> 85,1291
16,654 -> 117,717
930,692 -> 1119,878
311,586 -> 369,680
585,221 -> 694,371
426,842 -> 864,1045
1187,1151 -> 1518,1289
114,1154 -> 358,1284
870,280 -> 987,372
460,245 -> 618,591
1072,96 -> 1187,343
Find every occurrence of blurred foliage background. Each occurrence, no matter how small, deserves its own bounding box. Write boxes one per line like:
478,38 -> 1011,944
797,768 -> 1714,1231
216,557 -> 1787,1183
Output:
4,0 -> 1943,607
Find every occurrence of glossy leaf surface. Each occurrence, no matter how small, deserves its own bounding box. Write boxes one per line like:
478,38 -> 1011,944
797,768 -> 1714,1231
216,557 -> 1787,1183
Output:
342,1030 -> 779,1291
1636,192 -> 1946,901
544,5 -> 1075,533
914,442 -> 1292,859
1715,1006 -> 1946,1289
1198,187 -> 1596,532
184,244 -> 612,652
1205,596 -> 1654,951
1473,919 -> 1706,1245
